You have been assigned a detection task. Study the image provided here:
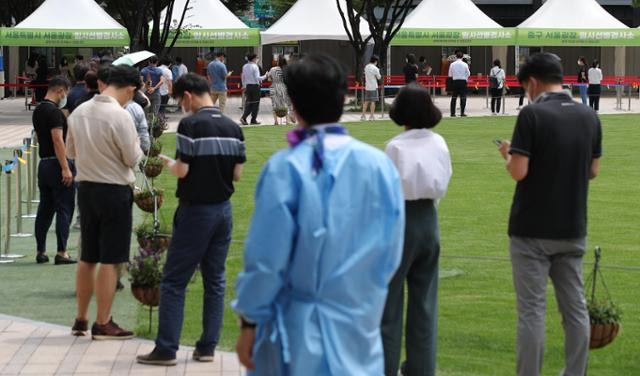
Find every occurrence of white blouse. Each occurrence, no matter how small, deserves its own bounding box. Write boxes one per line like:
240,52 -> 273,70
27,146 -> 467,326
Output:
588,67 -> 602,85
385,129 -> 452,201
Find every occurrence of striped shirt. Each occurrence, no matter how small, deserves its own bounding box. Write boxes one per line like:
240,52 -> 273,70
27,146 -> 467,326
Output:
175,107 -> 246,204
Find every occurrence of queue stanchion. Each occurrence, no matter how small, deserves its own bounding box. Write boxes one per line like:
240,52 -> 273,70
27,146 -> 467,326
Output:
3,160 -> 24,259
21,138 -> 36,219
628,84 -> 632,112
30,135 -> 39,204
0,162 -> 14,264
10,150 -> 31,238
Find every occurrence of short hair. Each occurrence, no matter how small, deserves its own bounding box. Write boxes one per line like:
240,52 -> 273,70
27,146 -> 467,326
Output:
172,73 -> 210,99
592,59 -> 600,69
284,53 -> 347,125
579,56 -> 587,65
247,53 -> 258,61
73,63 -> 90,83
105,65 -> 142,90
75,54 -> 84,61
97,65 -> 112,84
406,53 -> 416,64
419,56 -> 426,63
148,56 -> 159,65
493,59 -> 501,68
216,52 -> 226,58
517,52 -> 563,84
456,50 -> 464,59
278,56 -> 288,68
160,56 -> 172,66
390,84 -> 441,130
48,75 -> 71,91
84,71 -> 98,91
370,55 -> 379,64
175,56 -> 183,64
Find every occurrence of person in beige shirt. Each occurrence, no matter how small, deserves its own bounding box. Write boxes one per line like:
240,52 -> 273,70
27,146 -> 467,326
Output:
66,64 -> 143,340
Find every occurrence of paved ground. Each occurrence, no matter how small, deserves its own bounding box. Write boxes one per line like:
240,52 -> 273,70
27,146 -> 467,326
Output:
0,314 -> 246,376
1,92 -> 638,148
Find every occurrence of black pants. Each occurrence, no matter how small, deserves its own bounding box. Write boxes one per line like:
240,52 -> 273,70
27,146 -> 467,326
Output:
160,94 -> 170,114
242,84 -> 261,123
588,84 -> 601,111
491,88 -> 503,114
450,80 -> 467,116
35,159 -> 76,253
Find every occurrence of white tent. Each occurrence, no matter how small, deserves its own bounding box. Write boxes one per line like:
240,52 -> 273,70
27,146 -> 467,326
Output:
402,0 -> 502,29
157,0 -> 259,47
261,0 -> 371,45
516,0 -> 638,46
519,0 -> 627,29
0,0 -> 128,46
392,0 -> 514,46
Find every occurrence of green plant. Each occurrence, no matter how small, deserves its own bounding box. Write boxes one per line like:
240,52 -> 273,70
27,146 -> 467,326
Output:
149,139 -> 163,157
128,249 -> 163,288
588,299 -> 622,325
134,188 -> 164,201
274,107 -> 288,118
136,220 -> 172,238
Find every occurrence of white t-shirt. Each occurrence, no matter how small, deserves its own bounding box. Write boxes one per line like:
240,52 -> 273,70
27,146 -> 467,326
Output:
385,129 -> 452,201
177,64 -> 188,78
364,63 -> 381,91
588,67 -> 602,84
490,66 -> 506,89
449,59 -> 470,81
159,65 -> 173,96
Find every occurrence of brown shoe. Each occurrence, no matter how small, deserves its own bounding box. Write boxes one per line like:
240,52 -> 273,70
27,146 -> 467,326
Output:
72,319 -> 88,336
91,318 -> 134,340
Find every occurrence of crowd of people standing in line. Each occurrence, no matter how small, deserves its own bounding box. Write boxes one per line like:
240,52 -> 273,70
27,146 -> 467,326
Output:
28,47 -> 601,376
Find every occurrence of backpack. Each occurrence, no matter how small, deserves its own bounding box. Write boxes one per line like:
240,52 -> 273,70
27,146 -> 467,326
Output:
489,69 -> 502,89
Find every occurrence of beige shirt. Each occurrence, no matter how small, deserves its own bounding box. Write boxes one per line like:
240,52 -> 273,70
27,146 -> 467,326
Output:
67,95 -> 143,186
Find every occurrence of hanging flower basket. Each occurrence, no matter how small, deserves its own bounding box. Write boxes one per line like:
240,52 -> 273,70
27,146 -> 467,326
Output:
148,140 -> 162,157
585,246 -> 622,350
134,188 -> 164,213
137,234 -> 172,252
142,157 -> 164,178
131,285 -> 160,307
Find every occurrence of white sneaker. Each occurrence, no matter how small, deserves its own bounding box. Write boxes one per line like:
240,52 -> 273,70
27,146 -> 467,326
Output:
361,115 -> 366,121
369,116 -> 375,121
491,112 -> 497,116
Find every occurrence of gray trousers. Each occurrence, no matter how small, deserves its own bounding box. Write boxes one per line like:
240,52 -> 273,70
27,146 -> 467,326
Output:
382,199 -> 439,376
510,236 -> 590,376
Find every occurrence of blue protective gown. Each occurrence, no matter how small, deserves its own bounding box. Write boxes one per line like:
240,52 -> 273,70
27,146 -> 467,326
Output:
232,131 -> 405,376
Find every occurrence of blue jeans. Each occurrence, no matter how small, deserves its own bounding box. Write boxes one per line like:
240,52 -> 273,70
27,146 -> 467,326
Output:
35,159 -> 76,253
579,85 -> 588,105
155,201 -> 232,357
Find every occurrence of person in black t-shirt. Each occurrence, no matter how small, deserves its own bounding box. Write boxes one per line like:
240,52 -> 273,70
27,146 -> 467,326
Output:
32,76 -> 77,265
577,56 -> 588,105
137,73 -> 245,366
403,54 -> 419,84
498,53 -> 601,376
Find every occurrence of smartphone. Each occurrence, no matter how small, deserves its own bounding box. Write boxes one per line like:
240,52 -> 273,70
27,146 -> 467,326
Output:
493,139 -> 502,147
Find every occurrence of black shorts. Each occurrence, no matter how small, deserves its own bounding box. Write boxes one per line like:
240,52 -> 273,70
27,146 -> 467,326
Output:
78,182 -> 133,264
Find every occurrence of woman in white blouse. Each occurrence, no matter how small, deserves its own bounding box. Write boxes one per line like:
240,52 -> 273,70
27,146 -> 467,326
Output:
587,59 -> 603,112
381,84 -> 452,376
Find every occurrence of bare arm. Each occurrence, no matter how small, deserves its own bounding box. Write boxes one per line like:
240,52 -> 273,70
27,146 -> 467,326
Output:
590,158 -> 600,180
500,141 -> 529,181
51,128 -> 73,186
233,163 -> 244,182
158,155 -> 189,179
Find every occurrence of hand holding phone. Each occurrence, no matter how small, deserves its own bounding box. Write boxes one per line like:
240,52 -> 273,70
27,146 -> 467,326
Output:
493,139 -> 502,147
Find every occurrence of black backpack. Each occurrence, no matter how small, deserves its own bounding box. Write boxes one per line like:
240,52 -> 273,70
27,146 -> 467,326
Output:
489,69 -> 502,89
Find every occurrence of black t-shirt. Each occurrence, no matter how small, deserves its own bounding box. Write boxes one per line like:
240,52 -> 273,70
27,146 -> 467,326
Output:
577,65 -> 588,83
403,64 -> 418,83
175,107 -> 246,204
508,92 -> 602,239
33,100 -> 67,158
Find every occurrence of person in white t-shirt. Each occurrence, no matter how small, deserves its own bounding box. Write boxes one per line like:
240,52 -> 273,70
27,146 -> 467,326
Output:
382,84 -> 452,376
158,56 -> 174,114
587,59 -> 603,112
362,56 -> 382,121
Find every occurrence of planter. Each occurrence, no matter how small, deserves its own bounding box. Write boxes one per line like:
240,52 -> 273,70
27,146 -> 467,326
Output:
590,323 -> 620,349
131,285 -> 160,307
144,163 -> 163,178
134,190 -> 164,213
149,143 -> 162,157
137,234 -> 172,252
275,108 -> 289,118
152,126 -> 164,138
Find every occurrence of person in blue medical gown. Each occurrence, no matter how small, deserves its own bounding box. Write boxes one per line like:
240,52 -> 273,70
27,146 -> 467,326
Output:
232,54 -> 406,375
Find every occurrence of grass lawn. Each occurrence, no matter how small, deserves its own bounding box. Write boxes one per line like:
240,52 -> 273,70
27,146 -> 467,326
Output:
143,114 -> 640,375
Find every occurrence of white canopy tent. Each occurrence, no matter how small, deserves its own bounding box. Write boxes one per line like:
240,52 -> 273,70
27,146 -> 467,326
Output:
0,0 -> 129,46
261,0 -> 371,45
158,0 -> 259,47
392,0 -> 514,46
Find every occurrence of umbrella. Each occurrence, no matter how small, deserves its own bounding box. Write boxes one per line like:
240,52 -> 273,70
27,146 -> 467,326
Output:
113,51 -> 156,66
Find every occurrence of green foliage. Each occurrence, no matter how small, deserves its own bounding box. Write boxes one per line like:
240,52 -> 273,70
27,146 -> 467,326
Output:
129,250 -> 163,288
633,0 -> 640,8
589,300 -> 622,325
134,187 -> 164,201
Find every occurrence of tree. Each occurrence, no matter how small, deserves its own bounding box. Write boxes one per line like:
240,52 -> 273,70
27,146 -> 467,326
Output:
0,0 -> 43,26
104,0 -> 191,55
222,0 -> 252,14
337,0 -> 413,82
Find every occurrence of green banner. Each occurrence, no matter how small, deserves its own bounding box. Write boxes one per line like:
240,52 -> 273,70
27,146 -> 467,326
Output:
0,28 -> 129,47
391,28 -> 516,46
167,28 -> 260,47
517,28 -> 640,46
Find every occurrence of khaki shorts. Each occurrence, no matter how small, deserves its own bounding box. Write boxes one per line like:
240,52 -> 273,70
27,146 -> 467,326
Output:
211,91 -> 227,113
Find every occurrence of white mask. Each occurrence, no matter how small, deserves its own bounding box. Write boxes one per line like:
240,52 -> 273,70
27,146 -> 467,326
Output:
58,95 -> 67,109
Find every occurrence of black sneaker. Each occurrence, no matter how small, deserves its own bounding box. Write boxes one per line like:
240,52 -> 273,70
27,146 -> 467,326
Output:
54,254 -> 77,265
450,114 -> 456,117
460,114 -> 468,117
137,349 -> 177,366
193,348 -> 214,362
91,318 -> 134,340
36,253 -> 49,264
239,118 -> 248,125
72,319 -> 88,336
250,120 -> 261,125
